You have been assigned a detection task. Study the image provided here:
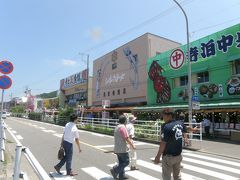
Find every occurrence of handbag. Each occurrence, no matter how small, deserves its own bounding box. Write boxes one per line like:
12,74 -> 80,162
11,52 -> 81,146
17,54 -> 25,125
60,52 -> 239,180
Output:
58,146 -> 65,160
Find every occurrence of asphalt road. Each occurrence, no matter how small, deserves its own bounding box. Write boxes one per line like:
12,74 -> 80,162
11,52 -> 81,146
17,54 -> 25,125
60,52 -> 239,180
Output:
5,117 -> 240,180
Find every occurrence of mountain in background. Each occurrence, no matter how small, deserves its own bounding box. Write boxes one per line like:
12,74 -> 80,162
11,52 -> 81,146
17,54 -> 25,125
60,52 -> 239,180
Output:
36,90 -> 58,99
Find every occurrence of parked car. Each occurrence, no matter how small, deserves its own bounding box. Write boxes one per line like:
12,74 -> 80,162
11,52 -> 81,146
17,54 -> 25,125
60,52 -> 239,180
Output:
2,111 -> 7,119
6,112 -> 11,117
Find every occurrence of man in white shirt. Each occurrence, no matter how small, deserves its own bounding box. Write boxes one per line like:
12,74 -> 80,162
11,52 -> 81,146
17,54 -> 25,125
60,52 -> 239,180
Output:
126,114 -> 139,171
54,114 -> 81,176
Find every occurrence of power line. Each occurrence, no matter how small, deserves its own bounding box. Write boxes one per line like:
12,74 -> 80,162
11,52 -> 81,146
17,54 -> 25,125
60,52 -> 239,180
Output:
82,0 -> 195,54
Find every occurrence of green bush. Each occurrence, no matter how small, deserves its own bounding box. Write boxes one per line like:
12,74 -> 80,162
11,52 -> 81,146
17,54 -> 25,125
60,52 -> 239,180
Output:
28,112 -> 42,121
57,116 -> 69,126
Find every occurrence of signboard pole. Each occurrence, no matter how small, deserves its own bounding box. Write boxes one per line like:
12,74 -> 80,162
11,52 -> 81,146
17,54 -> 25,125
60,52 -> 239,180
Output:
0,90 -> 5,161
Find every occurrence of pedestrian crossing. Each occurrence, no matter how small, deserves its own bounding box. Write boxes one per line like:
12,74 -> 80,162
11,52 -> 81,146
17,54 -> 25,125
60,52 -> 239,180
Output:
50,151 -> 240,180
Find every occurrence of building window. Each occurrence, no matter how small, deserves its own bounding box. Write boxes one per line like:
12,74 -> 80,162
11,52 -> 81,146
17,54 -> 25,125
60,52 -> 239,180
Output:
108,91 -> 110,96
112,90 -> 115,96
197,71 -> 209,83
180,76 -> 188,86
103,92 -> 106,97
123,88 -> 126,94
234,60 -> 240,74
117,89 -> 120,95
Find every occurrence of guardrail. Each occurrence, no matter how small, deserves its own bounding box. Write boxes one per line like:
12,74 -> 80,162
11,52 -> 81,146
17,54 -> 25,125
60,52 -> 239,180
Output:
78,117 -> 202,145
0,120 -> 6,161
6,124 -> 51,180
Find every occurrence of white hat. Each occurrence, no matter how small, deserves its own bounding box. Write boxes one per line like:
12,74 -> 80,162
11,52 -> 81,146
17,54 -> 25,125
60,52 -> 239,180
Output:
128,114 -> 137,122
193,115 -> 196,118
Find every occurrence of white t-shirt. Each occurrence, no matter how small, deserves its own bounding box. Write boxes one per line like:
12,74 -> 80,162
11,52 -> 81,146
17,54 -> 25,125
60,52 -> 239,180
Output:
63,122 -> 79,144
126,123 -> 135,138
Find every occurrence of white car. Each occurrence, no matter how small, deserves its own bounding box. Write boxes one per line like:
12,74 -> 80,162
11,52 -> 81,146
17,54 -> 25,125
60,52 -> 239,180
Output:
2,111 -> 7,119
6,112 -> 11,117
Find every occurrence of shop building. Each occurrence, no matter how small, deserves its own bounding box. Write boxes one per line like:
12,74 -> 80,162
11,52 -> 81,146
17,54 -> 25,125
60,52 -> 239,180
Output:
92,33 -> 180,108
60,69 -> 92,108
144,23 -> 240,137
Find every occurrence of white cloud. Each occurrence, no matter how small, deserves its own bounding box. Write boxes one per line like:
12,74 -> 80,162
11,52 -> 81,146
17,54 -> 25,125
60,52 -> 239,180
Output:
61,59 -> 77,66
89,27 -> 103,42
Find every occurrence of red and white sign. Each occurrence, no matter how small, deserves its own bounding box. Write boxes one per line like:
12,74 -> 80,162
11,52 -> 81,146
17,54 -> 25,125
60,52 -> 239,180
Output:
102,100 -> 110,108
169,49 -> 185,69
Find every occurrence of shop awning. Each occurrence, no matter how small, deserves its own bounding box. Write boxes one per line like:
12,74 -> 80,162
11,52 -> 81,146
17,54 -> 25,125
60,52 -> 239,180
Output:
133,101 -> 240,112
227,54 -> 240,62
85,106 -> 135,112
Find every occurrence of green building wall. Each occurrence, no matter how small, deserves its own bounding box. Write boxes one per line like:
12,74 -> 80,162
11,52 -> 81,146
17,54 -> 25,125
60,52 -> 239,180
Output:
147,23 -> 240,107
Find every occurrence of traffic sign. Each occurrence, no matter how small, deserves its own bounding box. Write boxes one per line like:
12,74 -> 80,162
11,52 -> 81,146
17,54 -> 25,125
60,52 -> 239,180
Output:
0,60 -> 14,74
192,95 -> 199,101
0,75 -> 12,89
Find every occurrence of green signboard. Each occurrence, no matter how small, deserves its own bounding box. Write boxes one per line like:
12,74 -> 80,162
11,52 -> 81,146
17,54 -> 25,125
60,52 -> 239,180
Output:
147,23 -> 240,106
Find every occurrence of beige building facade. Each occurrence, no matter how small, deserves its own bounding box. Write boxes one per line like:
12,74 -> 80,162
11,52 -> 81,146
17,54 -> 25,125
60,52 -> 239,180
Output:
92,33 -> 180,107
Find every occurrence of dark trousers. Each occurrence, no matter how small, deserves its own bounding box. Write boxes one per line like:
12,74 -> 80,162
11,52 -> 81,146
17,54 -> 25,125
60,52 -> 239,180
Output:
55,140 -> 73,174
113,153 -> 129,179
205,126 -> 210,138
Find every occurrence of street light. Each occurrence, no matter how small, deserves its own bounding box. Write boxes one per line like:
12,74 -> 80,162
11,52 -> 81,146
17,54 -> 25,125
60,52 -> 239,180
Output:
79,53 -> 89,108
173,0 -> 192,125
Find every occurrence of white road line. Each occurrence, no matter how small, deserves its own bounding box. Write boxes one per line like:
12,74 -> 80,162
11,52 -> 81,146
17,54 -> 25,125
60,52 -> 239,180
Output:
182,163 -> 238,180
183,157 -> 240,174
16,135 -> 23,140
138,160 -> 205,180
91,133 -> 105,137
82,167 -> 113,180
49,171 -> 75,179
12,130 -> 17,134
39,127 -> 46,130
42,130 -> 56,133
54,134 -> 63,138
108,164 -> 160,180
183,152 -> 240,167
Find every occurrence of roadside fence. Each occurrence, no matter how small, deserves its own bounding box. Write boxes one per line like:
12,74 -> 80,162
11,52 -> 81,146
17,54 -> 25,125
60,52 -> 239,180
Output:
78,117 -> 202,148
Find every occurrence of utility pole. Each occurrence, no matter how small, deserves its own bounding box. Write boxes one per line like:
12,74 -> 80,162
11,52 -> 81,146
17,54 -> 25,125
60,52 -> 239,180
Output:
79,53 -> 89,108
173,0 -> 192,126
86,54 -> 89,108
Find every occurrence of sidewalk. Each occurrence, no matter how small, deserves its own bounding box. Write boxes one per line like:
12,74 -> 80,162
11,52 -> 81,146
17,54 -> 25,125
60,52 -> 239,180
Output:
0,130 -> 38,180
186,137 -> 240,160
199,137 -> 240,160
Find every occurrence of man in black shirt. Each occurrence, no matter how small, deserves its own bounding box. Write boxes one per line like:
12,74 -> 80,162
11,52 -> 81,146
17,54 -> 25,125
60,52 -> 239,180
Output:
154,108 -> 185,180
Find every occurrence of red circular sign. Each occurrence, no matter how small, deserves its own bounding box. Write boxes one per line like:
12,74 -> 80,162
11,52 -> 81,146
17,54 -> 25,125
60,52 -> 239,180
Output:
0,60 -> 14,74
169,49 -> 185,69
0,75 -> 12,89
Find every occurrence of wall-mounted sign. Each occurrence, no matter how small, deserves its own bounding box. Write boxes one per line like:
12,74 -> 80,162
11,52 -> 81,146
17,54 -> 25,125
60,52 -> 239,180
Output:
61,69 -> 87,89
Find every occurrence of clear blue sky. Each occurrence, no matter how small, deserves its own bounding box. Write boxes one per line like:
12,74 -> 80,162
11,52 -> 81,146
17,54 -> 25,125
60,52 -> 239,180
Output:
0,0 -> 239,100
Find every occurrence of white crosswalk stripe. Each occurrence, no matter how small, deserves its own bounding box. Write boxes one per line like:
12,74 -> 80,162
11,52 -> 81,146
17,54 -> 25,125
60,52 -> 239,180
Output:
181,163 -> 238,180
137,159 -> 205,180
182,152 -> 240,167
79,152 -> 240,180
82,167 -> 114,180
49,171 -> 76,180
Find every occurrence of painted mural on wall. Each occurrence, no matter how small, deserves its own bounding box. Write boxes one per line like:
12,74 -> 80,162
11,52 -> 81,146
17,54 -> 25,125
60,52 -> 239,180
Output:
227,76 -> 240,95
199,84 -> 219,99
96,59 -> 110,97
123,47 -> 139,89
148,61 -> 171,103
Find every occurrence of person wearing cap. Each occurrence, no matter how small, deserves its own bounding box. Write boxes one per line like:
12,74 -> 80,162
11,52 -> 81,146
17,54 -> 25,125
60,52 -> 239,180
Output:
110,115 -> 135,180
126,114 -> 139,171
154,108 -> 186,180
